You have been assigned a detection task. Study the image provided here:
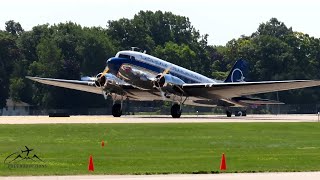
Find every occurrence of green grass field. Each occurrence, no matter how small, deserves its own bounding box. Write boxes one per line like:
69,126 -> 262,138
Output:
1,122 -> 320,176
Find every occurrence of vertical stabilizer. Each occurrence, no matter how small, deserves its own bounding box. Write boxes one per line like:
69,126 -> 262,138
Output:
224,59 -> 248,83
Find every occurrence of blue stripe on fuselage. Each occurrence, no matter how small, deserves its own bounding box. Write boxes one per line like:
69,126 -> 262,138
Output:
107,57 -> 199,83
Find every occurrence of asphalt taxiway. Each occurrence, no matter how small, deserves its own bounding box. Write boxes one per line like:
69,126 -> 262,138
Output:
1,114 -> 320,124
3,172 -> 320,180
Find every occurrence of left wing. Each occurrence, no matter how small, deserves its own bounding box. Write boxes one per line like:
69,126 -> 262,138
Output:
183,80 -> 320,98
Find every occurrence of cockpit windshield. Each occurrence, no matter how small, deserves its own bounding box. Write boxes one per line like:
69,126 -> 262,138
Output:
118,53 -> 135,60
118,54 -> 131,59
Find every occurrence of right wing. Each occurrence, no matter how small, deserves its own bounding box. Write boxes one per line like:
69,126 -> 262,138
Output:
26,76 -> 102,94
25,76 -> 163,101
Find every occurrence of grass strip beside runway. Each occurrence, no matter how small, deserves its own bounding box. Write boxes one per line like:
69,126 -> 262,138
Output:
0,122 -> 320,175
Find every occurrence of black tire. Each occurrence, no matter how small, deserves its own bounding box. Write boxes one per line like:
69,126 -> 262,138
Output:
235,111 -> 242,117
171,104 -> 182,118
112,104 -> 122,117
242,110 -> 247,116
226,110 -> 232,117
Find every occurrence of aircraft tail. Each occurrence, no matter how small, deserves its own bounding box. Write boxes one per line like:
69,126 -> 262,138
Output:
224,59 -> 248,83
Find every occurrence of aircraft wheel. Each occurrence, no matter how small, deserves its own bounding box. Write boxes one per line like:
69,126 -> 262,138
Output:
235,111 -> 242,117
242,110 -> 247,116
171,104 -> 182,118
112,103 -> 122,117
226,110 -> 232,117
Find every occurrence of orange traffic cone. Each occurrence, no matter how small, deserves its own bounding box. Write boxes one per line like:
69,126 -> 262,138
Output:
101,140 -> 105,147
88,155 -> 94,172
220,153 -> 227,171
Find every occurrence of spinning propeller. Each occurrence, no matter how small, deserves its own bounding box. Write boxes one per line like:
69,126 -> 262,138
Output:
154,66 -> 172,100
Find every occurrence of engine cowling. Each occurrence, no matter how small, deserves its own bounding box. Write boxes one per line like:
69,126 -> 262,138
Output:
153,74 -> 185,93
94,73 -> 106,87
94,73 -> 123,88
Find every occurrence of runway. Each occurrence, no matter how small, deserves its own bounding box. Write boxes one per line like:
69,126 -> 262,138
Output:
3,172 -> 320,180
0,114 -> 320,124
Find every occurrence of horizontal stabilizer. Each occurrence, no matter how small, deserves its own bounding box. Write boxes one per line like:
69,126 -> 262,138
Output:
232,96 -> 284,105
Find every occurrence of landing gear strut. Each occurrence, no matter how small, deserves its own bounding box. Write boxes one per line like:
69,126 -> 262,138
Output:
112,103 -> 122,117
171,104 -> 182,118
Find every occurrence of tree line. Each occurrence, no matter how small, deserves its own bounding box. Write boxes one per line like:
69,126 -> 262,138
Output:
1,10 -> 320,110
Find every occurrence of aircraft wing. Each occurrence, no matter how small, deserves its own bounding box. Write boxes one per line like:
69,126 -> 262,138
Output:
26,76 -> 103,94
26,76 -> 320,107
25,76 -> 163,101
182,80 -> 320,98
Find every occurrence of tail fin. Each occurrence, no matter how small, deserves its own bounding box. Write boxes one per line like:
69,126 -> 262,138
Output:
224,59 -> 248,83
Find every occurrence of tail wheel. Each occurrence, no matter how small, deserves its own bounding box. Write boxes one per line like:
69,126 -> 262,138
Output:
112,103 -> 122,117
171,104 -> 181,118
235,111 -> 242,117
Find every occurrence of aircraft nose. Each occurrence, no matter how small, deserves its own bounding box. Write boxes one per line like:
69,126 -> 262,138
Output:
106,57 -> 126,74
106,58 -> 116,73
106,58 -> 113,65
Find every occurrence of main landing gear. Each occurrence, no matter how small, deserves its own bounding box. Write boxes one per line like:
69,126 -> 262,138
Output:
171,103 -> 182,118
170,95 -> 187,118
112,103 -> 122,117
108,93 -> 124,117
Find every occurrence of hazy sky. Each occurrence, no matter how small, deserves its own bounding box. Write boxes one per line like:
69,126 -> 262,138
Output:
0,0 -> 319,45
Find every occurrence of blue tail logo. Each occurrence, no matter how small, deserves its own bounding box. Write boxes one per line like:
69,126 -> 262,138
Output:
224,59 -> 248,83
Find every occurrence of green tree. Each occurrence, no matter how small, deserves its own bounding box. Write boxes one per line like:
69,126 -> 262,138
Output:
77,27 -> 116,75
9,78 -> 25,102
28,37 -> 63,107
5,20 -> 24,36
0,32 -> 21,109
253,18 -> 293,40
154,42 -> 197,75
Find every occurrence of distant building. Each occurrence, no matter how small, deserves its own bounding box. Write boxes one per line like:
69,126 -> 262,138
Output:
1,99 -> 31,116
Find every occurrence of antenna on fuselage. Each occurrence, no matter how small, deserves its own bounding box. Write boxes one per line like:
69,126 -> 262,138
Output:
131,47 -> 140,51
131,47 -> 146,53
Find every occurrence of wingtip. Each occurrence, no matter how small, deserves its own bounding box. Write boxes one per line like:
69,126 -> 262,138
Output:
25,76 -> 36,80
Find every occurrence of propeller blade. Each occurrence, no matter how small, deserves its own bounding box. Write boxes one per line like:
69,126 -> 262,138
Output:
161,66 -> 171,77
96,66 -> 109,81
100,67 -> 109,77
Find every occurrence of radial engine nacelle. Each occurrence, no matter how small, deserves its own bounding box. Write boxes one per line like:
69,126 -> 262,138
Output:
153,74 -> 185,94
94,73 -> 122,88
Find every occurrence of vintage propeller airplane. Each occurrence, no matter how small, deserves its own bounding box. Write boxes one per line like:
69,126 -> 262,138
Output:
27,48 -> 320,118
